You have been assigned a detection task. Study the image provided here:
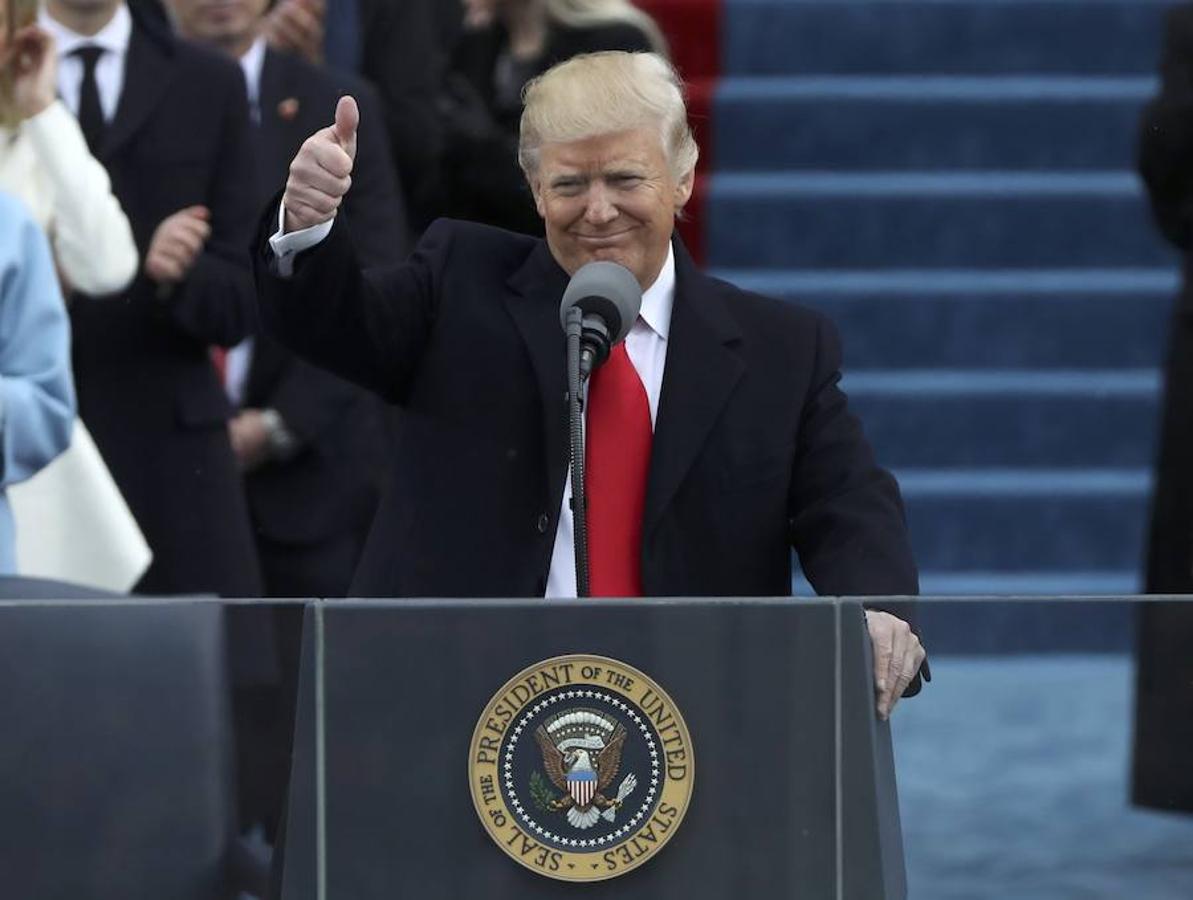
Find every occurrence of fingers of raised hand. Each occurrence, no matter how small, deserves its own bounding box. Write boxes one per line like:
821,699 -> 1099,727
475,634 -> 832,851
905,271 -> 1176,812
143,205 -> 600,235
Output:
283,133 -> 352,228
309,131 -> 353,179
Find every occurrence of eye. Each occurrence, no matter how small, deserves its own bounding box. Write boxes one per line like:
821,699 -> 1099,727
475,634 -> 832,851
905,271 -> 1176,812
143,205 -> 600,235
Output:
552,178 -> 585,197
609,174 -> 644,188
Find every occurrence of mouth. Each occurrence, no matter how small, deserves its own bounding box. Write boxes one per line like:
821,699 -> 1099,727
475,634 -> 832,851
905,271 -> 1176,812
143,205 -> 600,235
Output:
573,230 -> 633,247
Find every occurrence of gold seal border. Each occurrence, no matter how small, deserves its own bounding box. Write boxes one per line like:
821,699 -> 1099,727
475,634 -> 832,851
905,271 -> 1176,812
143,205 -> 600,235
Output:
468,653 -> 695,882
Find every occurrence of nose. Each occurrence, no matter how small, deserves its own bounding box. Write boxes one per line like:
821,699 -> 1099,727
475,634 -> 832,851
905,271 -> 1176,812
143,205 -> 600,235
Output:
583,183 -> 618,226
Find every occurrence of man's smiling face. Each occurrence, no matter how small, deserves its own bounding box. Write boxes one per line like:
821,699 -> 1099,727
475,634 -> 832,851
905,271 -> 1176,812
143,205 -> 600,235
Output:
531,127 -> 693,290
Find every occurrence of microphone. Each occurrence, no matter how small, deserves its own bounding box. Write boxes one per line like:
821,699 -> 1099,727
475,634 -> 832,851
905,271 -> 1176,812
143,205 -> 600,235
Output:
559,261 -> 642,381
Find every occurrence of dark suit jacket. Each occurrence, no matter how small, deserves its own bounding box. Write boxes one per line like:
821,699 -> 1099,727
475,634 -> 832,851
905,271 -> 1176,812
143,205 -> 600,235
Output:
256,216 -> 919,602
1134,2 -> 1193,813
241,49 -> 403,549
356,0 -> 443,230
70,8 -> 261,596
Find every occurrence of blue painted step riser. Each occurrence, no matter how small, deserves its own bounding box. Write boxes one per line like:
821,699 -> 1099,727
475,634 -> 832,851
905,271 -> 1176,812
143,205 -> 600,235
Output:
833,293 -> 1169,370
902,494 -> 1146,570
852,394 -> 1159,468
915,603 -> 1135,653
725,1 -> 1168,76
706,193 -> 1175,268
715,95 -> 1145,171
781,291 -> 1171,370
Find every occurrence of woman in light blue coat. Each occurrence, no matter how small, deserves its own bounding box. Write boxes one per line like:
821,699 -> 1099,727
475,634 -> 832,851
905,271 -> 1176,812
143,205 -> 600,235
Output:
0,193 -> 75,572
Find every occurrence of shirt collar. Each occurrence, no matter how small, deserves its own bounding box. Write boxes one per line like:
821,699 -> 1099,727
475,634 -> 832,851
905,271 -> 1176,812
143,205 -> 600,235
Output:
637,242 -> 675,341
239,35 -> 268,110
40,2 -> 133,59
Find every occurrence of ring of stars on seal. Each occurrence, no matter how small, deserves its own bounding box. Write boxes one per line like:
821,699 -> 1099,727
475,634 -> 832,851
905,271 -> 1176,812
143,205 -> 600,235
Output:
469,654 -> 694,882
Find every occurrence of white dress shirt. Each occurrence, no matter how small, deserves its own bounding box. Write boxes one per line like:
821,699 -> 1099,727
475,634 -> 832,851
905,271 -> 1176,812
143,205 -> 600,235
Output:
40,3 -> 131,123
269,218 -> 676,598
239,35 -> 267,124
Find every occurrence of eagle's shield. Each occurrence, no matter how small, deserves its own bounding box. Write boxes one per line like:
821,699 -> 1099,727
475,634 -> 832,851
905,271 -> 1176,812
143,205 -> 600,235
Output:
568,770 -> 597,808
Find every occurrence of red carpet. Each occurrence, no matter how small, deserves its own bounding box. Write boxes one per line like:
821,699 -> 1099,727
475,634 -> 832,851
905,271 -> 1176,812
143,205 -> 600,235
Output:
636,0 -> 722,264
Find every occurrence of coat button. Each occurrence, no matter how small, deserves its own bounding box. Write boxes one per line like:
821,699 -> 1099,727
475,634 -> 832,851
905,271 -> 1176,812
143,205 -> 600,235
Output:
536,513 -> 550,534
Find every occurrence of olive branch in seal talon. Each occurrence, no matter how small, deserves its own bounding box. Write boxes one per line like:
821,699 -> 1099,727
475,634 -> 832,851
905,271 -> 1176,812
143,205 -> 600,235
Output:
529,770 -> 565,812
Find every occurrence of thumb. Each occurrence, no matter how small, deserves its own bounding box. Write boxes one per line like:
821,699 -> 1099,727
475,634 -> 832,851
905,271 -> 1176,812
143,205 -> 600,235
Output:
333,95 -> 358,160
183,205 -> 211,220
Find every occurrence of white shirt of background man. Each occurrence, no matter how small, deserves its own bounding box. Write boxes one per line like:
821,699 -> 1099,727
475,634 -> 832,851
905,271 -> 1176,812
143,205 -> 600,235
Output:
40,2 -> 131,123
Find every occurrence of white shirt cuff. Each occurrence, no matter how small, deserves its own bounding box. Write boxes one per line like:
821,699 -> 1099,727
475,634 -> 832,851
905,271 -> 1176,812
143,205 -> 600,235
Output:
268,204 -> 334,277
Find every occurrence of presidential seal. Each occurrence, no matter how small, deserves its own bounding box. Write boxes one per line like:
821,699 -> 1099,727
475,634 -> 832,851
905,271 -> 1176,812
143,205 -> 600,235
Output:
469,654 -> 694,882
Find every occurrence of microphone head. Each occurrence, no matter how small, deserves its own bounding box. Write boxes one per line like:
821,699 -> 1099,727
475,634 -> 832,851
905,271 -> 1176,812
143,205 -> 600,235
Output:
559,261 -> 643,345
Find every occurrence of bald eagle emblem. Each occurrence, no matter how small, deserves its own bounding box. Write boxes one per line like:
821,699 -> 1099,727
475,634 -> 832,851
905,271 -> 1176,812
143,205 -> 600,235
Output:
532,708 -> 639,830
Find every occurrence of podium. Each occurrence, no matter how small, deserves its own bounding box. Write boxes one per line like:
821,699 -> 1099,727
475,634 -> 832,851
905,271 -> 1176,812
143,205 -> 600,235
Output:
280,598 -> 907,898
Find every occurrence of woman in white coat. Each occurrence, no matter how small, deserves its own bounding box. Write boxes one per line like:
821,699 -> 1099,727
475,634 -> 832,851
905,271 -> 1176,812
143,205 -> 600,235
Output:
1,12 -> 137,295
1,9 -> 148,589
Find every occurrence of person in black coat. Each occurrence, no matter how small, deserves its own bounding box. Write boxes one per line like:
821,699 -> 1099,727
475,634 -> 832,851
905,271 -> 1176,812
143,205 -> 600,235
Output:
439,0 -> 663,235
259,51 -> 928,706
168,0 -> 405,599
41,0 -> 262,597
259,0 -> 444,231
168,0 -> 408,837
1134,1 -> 1193,815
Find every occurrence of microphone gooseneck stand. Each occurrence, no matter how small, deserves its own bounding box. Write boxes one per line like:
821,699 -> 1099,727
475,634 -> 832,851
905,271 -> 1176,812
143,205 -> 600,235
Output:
565,305 -> 591,597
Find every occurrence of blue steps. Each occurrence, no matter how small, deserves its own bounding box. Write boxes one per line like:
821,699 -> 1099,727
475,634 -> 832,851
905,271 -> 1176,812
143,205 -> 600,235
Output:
713,0 -> 1177,608
715,77 -> 1151,171
899,470 -> 1148,571
725,0 -> 1169,76
715,269 -> 1174,369
847,371 -> 1160,468
707,172 -> 1173,269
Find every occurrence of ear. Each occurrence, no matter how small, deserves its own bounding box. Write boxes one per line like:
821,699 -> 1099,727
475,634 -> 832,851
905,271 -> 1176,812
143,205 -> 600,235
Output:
673,167 -> 695,212
530,176 -> 547,219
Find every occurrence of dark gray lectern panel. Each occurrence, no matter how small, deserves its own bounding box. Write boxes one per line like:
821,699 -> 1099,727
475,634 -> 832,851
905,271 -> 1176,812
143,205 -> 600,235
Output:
0,602 -> 235,899
282,599 -> 904,899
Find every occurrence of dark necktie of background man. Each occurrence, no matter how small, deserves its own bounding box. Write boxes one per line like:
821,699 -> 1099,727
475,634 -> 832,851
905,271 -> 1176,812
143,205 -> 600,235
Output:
71,45 -> 107,155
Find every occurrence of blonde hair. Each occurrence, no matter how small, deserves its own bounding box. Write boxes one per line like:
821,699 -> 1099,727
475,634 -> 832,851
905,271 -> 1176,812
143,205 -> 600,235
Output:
518,51 -> 699,181
544,0 -> 668,56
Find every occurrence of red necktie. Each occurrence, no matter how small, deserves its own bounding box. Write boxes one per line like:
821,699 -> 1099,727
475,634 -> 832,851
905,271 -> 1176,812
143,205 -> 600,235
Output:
585,342 -> 652,597
209,346 -> 228,384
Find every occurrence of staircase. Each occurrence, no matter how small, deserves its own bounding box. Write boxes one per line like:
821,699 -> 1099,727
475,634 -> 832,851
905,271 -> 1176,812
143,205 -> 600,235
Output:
702,0 -> 1179,601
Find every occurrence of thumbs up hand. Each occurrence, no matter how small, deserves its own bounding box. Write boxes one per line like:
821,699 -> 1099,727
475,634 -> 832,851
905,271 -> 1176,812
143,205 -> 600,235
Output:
283,96 -> 358,233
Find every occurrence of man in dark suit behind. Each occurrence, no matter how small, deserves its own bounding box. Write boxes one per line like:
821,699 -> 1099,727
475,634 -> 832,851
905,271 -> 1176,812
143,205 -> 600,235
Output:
258,52 -> 928,713
167,0 -> 404,603
41,0 -> 261,596
166,0 -> 408,838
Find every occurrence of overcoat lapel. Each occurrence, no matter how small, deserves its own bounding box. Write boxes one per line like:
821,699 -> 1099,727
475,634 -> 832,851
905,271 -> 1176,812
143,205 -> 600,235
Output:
102,22 -> 175,160
644,239 -> 744,537
504,242 -> 572,514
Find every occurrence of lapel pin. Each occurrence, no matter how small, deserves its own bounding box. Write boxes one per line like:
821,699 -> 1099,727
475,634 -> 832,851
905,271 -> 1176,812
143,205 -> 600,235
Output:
278,98 -> 300,121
